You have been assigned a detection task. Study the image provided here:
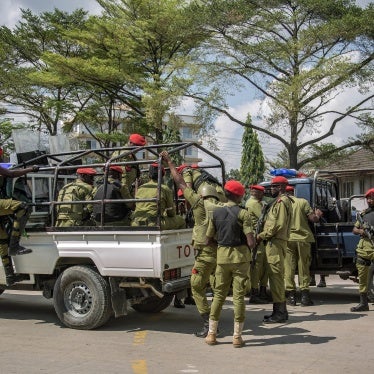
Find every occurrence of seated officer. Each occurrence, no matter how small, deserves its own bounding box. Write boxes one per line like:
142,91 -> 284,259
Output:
131,163 -> 185,229
55,167 -> 97,227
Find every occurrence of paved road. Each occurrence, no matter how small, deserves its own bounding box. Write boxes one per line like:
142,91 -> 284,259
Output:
0,276 -> 372,374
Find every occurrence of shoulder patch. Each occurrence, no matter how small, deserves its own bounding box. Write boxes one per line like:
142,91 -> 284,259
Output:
277,198 -> 282,203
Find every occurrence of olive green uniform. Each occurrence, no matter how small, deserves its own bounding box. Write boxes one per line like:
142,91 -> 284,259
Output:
245,196 -> 268,292
131,180 -> 185,230
184,187 -> 224,315
258,194 -> 292,303
354,208 -> 374,293
285,197 -> 314,291
55,179 -> 95,227
111,151 -> 139,196
207,202 -> 253,322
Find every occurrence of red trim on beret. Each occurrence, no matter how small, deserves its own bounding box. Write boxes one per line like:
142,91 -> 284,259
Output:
77,167 -> 97,175
271,176 -> 288,184
129,133 -> 146,146
224,180 -> 245,197
250,184 -> 265,191
109,165 -> 123,174
365,188 -> 374,198
151,163 -> 165,175
176,164 -> 188,174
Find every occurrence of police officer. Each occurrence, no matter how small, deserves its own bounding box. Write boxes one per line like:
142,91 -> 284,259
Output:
131,163 -> 185,229
284,186 -> 323,306
351,187 -> 374,312
257,176 -> 292,323
205,180 -> 255,348
245,184 -> 269,303
0,163 -> 39,285
55,167 -> 97,227
161,151 -> 225,337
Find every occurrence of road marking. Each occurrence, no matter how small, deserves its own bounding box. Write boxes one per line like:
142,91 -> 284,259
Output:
133,330 -> 147,345
131,360 -> 148,374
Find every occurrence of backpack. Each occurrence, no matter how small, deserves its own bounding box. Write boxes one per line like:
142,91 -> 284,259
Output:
93,183 -> 129,222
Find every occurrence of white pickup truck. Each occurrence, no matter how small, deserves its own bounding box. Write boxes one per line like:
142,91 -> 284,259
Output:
0,142 -> 225,330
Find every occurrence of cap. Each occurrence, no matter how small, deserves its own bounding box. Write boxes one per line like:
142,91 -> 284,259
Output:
176,164 -> 189,174
109,165 -> 123,174
250,184 -> 265,192
365,188 -> 374,198
129,133 -> 146,146
224,180 -> 245,197
271,176 -> 288,185
286,185 -> 294,192
77,167 -> 97,175
150,163 -> 165,176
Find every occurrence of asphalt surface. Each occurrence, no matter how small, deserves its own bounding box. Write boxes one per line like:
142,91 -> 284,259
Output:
0,276 -> 373,374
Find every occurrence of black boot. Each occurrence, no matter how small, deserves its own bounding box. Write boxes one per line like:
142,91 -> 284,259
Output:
351,293 -> 369,312
317,275 -> 326,288
263,302 -> 288,324
8,236 -> 32,256
248,288 -> 261,304
301,289 -> 314,306
263,303 -> 277,320
259,286 -> 269,302
174,296 -> 185,308
309,274 -> 316,286
184,296 -> 196,305
286,290 -> 297,306
3,264 -> 27,286
194,313 -> 209,338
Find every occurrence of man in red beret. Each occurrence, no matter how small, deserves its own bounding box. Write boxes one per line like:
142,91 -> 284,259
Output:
245,184 -> 270,304
256,175 -> 293,323
93,165 -> 134,226
55,167 -> 97,227
351,187 -> 374,312
205,180 -> 255,348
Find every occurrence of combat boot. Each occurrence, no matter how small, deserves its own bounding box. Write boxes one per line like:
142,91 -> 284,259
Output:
309,274 -> 316,286
3,264 -> 27,286
205,319 -> 218,345
233,321 -> 244,348
300,289 -> 314,306
173,296 -> 185,308
351,293 -> 369,312
259,286 -> 269,302
8,236 -> 32,256
286,290 -> 297,306
248,288 -> 261,304
263,302 -> 288,324
317,275 -> 326,288
194,313 -> 209,338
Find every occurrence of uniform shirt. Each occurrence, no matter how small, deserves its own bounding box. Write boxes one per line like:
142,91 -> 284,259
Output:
132,180 -> 176,222
258,193 -> 293,241
245,196 -> 266,228
288,197 -> 315,242
206,201 -> 253,264
354,207 -> 374,251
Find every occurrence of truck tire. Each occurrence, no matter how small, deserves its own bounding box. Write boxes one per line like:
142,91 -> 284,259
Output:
53,266 -> 113,330
132,294 -> 173,313
368,263 -> 374,303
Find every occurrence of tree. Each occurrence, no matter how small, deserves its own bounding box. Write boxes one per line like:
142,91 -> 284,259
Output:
240,115 -> 265,185
0,9 -> 91,136
187,0 -> 374,169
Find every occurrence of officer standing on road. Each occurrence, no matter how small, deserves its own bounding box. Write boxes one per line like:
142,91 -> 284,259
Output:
161,151 -> 224,337
245,184 -> 269,303
131,163 -> 185,229
284,186 -> 323,307
55,167 -> 97,227
351,187 -> 374,312
257,176 -> 292,323
0,163 -> 40,285
205,180 -> 255,348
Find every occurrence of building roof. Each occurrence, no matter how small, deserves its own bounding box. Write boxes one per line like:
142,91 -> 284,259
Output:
321,147 -> 374,178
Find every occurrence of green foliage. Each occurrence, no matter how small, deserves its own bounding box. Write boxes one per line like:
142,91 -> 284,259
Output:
225,168 -> 241,181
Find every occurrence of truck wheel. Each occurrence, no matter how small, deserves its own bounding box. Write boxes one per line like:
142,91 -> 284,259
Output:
53,266 -> 112,330
368,263 -> 374,303
132,294 -> 173,313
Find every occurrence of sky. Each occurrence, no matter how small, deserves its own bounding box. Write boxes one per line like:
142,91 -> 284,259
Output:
0,0 -> 372,172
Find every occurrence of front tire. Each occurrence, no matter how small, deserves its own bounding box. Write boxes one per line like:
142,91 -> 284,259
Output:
131,294 -> 173,313
53,266 -> 112,330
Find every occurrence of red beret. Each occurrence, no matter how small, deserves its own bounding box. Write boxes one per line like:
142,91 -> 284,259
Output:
271,176 -> 288,184
286,185 -> 294,192
151,163 -> 165,176
191,164 -> 199,169
365,188 -> 374,198
109,165 -> 123,174
224,180 -> 245,197
250,184 -> 265,192
77,167 -> 97,175
129,133 -> 146,146
176,164 -> 189,174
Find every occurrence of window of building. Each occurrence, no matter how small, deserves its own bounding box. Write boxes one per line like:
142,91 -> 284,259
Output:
341,181 -> 354,198
359,179 -> 365,194
86,140 -> 97,149
181,127 -> 193,140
